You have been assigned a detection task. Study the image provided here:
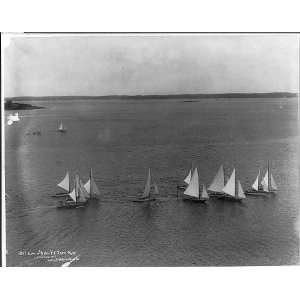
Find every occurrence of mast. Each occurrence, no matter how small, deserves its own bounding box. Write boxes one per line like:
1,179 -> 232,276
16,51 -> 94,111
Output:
90,168 -> 93,198
267,161 -> 271,192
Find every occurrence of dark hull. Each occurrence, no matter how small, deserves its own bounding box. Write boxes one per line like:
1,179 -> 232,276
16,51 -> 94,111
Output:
218,195 -> 243,202
57,199 -> 87,209
245,189 -> 277,196
208,191 -> 225,198
52,192 -> 69,198
132,197 -> 156,203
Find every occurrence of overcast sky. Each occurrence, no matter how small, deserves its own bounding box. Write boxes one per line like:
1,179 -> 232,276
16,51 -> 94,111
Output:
4,34 -> 299,97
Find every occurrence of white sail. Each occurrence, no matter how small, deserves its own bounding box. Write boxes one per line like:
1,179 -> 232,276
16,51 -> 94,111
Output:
59,123 -> 64,130
84,178 -> 91,194
153,182 -> 159,195
201,184 -> 209,199
261,170 -> 269,192
91,178 -> 100,196
222,168 -> 236,197
57,171 -> 70,192
251,170 -> 260,191
270,173 -> 278,190
69,188 -> 76,202
142,169 -> 151,198
237,180 -> 246,199
208,165 -> 225,193
85,169 -> 100,197
184,170 -> 192,184
79,179 -> 89,199
184,168 -> 199,199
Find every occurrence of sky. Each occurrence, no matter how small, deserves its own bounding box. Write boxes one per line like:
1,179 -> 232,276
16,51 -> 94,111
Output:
4,34 -> 299,97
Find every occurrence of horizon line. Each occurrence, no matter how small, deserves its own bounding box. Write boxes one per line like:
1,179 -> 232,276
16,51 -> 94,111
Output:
5,91 -> 298,99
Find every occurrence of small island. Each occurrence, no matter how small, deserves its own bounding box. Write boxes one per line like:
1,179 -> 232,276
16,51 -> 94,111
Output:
5,99 -> 44,110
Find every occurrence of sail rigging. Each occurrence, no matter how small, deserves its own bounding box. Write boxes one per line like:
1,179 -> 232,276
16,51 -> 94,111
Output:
208,165 -> 225,193
184,167 -> 199,199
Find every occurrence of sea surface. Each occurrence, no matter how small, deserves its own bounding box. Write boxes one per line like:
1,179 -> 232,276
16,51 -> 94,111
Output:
5,97 -> 300,266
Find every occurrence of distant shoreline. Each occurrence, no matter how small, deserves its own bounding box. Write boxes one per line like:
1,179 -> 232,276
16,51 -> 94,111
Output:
4,100 -> 44,110
5,92 -> 297,102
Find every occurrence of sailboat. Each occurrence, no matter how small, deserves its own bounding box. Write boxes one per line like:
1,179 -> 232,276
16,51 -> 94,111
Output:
260,161 -> 278,194
183,168 -> 207,202
208,165 -> 226,198
177,167 -> 192,191
57,174 -> 89,208
84,168 -> 100,199
220,168 -> 246,201
245,170 -> 266,196
52,171 -> 71,197
134,168 -> 159,202
58,122 -> 66,133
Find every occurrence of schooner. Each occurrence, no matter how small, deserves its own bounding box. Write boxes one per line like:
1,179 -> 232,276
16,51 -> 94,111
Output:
134,168 -> 159,202
57,174 -> 89,208
246,161 -> 278,195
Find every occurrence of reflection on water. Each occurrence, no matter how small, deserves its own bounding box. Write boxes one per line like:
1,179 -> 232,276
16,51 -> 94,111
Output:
5,97 -> 300,266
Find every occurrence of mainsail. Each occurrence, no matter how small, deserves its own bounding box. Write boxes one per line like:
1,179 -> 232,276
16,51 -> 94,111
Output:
59,123 -> 64,131
208,165 -> 225,193
261,169 -> 269,191
142,169 -> 151,198
184,170 -> 192,184
222,168 -> 236,197
57,171 -> 70,192
201,184 -> 209,199
251,170 -> 260,191
184,168 -> 199,199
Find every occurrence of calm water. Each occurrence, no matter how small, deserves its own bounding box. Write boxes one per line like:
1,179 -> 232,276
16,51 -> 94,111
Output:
5,97 -> 300,266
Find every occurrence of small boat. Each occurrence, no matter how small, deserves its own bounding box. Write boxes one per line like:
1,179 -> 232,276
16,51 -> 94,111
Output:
245,170 -> 266,196
208,165 -> 226,198
84,168 -> 100,199
219,168 -> 246,201
52,171 -> 71,197
177,168 -> 192,190
183,168 -> 206,202
246,162 -> 278,195
133,168 -> 158,202
58,122 -> 66,133
57,174 -> 88,208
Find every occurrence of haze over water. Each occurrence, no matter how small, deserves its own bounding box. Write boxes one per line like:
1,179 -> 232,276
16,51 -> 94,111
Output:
5,96 -> 299,266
